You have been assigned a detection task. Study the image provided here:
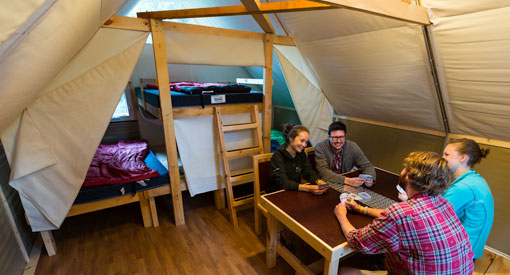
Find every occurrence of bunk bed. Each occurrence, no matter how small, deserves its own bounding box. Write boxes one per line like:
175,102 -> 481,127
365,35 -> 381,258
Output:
135,79 -> 263,120
132,77 -> 266,225
66,140 -> 186,228
126,17 -> 278,228
41,15 -> 286,256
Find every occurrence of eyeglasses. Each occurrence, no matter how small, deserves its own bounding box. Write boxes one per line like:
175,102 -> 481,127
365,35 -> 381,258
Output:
329,136 -> 345,141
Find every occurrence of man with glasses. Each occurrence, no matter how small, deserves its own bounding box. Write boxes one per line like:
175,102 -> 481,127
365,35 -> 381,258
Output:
315,121 -> 376,186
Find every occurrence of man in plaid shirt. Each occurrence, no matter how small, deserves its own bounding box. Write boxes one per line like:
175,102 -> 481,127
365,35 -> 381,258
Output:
334,151 -> 474,274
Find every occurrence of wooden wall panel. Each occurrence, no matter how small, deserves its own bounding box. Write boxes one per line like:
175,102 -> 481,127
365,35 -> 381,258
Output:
101,120 -> 141,143
0,141 -> 35,274
341,119 -> 444,174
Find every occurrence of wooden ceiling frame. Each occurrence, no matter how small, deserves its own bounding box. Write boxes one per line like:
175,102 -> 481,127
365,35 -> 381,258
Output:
136,1 -> 335,20
240,0 -> 275,34
136,0 -> 430,25
103,15 -> 295,46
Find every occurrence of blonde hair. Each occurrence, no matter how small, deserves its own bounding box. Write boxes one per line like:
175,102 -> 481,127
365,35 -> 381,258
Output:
403,151 -> 451,196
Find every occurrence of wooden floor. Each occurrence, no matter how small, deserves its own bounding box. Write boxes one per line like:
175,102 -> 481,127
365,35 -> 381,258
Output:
474,250 -> 510,275
35,192 -> 294,275
35,191 -> 510,275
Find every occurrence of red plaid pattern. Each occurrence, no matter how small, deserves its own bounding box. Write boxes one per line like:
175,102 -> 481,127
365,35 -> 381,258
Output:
347,193 -> 474,275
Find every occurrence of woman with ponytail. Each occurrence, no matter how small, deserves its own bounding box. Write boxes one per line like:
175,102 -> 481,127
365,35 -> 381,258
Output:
268,124 -> 328,194
442,138 -> 494,260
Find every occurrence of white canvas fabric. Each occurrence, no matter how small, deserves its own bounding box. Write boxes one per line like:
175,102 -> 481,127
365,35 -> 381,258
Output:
301,27 -> 442,131
426,7 -> 510,140
0,0 -> 55,61
0,0 -> 102,135
1,29 -> 148,231
164,29 -> 264,66
422,0 -> 509,20
174,113 -> 257,196
277,10 -> 444,132
0,0 -> 46,43
276,9 -> 408,43
275,45 -> 332,144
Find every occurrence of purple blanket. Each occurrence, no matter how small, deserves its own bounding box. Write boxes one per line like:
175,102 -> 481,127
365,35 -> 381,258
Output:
83,140 -> 159,188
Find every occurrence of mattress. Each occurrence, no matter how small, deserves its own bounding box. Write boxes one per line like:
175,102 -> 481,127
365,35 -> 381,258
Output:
135,87 -> 263,108
73,151 -> 170,205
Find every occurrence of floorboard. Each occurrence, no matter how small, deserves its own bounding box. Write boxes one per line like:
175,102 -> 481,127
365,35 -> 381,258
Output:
35,192 -> 293,275
34,190 -> 510,274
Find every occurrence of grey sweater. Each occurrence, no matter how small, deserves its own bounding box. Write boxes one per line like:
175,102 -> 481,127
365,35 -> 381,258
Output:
315,139 -> 376,184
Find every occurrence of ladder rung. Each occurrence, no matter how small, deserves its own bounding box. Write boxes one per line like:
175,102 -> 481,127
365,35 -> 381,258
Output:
230,168 -> 254,177
222,123 -> 258,132
234,196 -> 254,207
230,173 -> 254,186
226,147 -> 263,160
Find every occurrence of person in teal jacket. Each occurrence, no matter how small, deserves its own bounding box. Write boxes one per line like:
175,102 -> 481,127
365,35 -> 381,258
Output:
442,138 -> 494,259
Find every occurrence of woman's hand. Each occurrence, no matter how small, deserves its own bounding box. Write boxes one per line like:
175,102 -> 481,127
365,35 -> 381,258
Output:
306,184 -> 328,195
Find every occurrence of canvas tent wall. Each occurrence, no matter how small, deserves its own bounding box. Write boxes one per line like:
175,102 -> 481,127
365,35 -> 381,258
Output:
0,0 -> 148,231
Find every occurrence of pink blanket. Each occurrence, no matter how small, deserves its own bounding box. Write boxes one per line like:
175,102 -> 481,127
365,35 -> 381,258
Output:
83,140 -> 159,188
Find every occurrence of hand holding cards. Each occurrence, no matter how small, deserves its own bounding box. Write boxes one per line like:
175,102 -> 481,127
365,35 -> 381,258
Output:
359,174 -> 374,187
396,184 -> 408,201
340,193 -> 362,203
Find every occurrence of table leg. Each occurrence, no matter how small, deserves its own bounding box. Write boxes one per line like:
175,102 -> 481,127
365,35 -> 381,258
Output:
324,257 -> 340,275
266,213 -> 279,268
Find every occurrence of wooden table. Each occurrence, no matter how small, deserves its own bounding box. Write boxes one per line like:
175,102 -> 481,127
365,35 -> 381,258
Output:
261,168 -> 400,274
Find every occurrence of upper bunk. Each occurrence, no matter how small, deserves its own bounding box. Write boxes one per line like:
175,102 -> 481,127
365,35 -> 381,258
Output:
133,78 -> 264,120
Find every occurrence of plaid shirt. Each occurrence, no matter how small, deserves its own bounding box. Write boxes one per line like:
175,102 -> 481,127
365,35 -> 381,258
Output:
347,193 -> 474,275
332,149 -> 343,174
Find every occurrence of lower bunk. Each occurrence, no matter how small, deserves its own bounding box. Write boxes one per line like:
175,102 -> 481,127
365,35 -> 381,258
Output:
40,142 -> 186,256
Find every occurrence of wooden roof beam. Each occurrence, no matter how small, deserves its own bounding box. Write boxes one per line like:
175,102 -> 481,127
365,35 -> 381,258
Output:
240,0 -> 275,34
311,0 -> 431,25
136,1 -> 335,20
102,15 -> 296,46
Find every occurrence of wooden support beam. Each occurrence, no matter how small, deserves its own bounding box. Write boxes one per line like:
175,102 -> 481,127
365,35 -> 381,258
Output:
240,0 -> 275,34
172,103 -> 263,119
102,15 -> 295,46
335,115 -> 446,137
311,0 -> 431,25
103,14 -> 150,31
137,1 -> 335,20
149,18 -> 185,226
40,231 -> 56,256
447,134 -> 510,150
262,34 -> 274,153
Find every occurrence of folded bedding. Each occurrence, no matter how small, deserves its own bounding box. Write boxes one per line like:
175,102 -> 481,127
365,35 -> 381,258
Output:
135,87 -> 262,109
82,140 -> 160,188
143,81 -> 251,95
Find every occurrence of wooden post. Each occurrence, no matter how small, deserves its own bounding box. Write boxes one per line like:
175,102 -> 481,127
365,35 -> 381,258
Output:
149,18 -> 185,226
214,189 -> 225,209
128,81 -> 139,120
40,231 -> 56,256
138,193 -> 153,228
262,34 -> 274,153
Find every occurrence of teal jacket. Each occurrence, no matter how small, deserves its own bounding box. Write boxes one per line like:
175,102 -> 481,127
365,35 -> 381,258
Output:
442,170 -> 494,259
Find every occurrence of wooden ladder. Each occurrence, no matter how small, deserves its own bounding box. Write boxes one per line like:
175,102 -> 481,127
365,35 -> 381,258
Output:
214,105 -> 264,227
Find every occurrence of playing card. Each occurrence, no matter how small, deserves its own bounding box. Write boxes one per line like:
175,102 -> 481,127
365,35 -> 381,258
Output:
359,174 -> 373,179
358,192 -> 371,202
